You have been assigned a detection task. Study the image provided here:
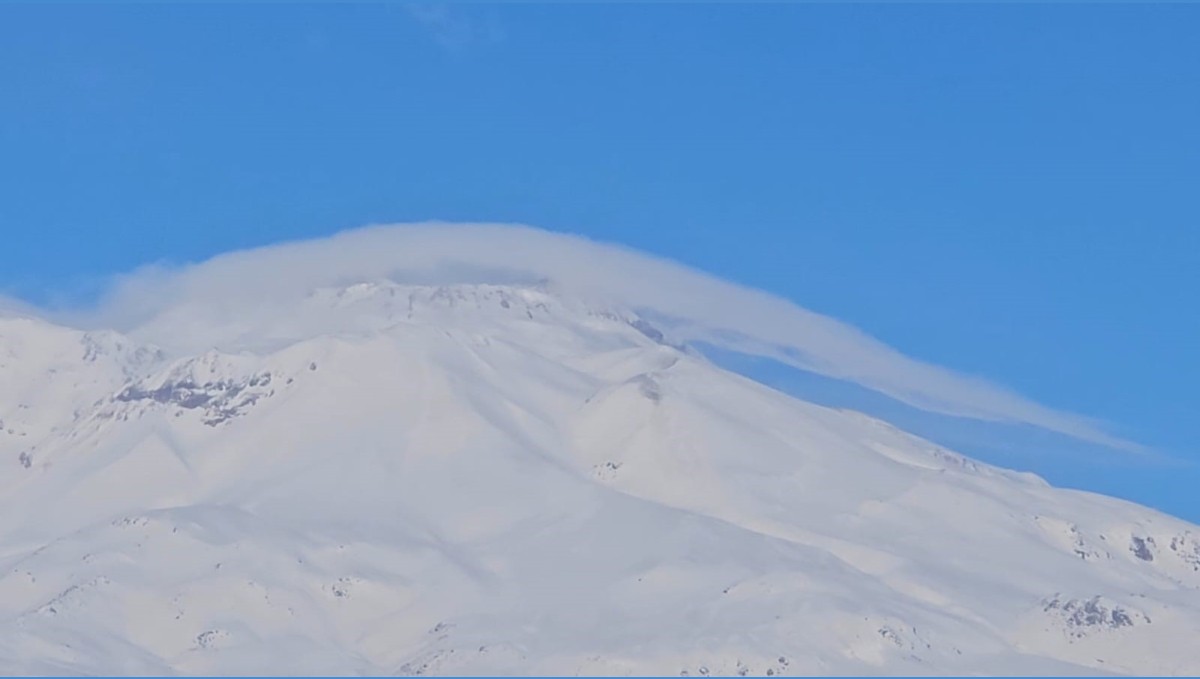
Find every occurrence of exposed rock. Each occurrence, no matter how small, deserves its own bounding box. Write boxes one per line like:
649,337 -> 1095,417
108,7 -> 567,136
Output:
1170,533 -> 1200,571
630,317 -> 666,343
1130,536 -> 1155,562
1042,595 -> 1149,639
115,371 -> 275,426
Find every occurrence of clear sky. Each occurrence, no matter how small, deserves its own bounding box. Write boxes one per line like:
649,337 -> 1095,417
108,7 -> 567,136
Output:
1,4 -> 1197,519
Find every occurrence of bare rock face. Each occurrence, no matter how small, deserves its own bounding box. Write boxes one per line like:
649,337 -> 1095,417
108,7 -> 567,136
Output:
1169,533 -> 1200,571
115,371 -> 275,426
1041,595 -> 1149,639
1130,536 -> 1156,562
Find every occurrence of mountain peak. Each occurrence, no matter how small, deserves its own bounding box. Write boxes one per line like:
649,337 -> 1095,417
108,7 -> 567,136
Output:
3,286 -> 1200,673
120,279 -> 670,357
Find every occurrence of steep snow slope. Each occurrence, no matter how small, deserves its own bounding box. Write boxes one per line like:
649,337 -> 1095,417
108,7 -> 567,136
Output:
0,316 -> 163,474
1,283 -> 1198,676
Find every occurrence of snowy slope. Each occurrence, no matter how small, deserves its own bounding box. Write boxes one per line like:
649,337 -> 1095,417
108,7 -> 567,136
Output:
0,315 -> 163,475
2,282 -> 1198,676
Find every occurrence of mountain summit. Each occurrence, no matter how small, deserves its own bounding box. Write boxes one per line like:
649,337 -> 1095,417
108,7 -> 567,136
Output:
2,282 -> 1197,675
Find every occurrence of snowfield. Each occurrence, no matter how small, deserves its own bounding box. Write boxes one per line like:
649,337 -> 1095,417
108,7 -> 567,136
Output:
2,281 -> 1198,676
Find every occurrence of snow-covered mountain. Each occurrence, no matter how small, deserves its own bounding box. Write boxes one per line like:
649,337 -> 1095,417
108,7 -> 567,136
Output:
2,281 -> 1198,676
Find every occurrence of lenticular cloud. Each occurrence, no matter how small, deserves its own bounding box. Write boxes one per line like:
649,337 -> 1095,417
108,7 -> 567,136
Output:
60,221 -> 1134,451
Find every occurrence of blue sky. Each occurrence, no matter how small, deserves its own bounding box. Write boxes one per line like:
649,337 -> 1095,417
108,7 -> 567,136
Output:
1,4 -> 1197,519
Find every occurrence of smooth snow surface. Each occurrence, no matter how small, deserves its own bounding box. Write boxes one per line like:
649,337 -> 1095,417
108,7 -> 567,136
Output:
2,282 -> 1197,676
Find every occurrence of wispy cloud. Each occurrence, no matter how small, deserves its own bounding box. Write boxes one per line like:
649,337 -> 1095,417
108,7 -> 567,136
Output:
0,292 -> 40,318
403,3 -> 504,53
46,222 -> 1141,453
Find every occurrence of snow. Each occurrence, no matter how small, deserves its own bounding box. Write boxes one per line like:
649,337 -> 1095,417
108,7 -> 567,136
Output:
1,282 -> 1198,675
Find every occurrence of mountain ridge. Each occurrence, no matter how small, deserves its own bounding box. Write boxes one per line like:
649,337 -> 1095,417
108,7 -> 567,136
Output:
1,281 -> 1197,675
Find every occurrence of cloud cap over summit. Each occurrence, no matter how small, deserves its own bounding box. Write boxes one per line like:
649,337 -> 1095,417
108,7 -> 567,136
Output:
58,222 -> 1135,452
